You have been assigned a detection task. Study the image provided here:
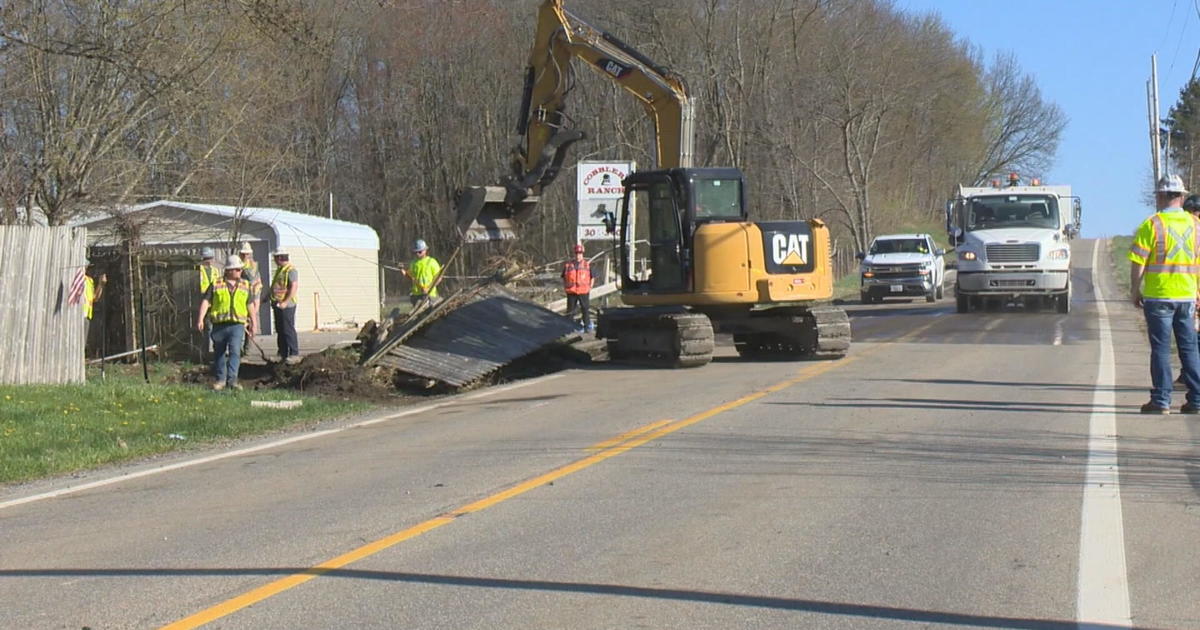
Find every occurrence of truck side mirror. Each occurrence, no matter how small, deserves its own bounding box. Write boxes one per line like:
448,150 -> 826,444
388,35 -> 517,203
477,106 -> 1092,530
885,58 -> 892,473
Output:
855,252 -> 866,261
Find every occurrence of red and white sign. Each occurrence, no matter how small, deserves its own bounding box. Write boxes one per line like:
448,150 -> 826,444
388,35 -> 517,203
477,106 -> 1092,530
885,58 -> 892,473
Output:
576,160 -> 634,241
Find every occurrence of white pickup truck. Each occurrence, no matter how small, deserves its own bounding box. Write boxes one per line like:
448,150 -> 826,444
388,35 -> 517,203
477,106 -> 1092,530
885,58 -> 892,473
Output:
857,233 -> 946,304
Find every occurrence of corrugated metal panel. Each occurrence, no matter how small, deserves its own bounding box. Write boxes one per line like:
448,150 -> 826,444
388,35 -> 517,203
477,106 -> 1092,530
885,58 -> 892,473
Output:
375,287 -> 578,387
0,226 -> 87,384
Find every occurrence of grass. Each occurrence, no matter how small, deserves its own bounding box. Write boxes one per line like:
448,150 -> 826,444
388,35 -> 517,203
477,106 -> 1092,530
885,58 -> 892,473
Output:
0,364 -> 370,485
1110,235 -> 1132,294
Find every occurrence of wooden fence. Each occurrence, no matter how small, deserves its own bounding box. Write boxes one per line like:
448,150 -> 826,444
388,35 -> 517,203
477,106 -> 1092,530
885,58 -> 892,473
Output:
0,226 -> 88,384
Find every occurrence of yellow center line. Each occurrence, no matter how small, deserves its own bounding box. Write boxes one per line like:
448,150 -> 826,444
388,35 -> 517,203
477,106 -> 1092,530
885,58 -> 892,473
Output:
586,419 -> 672,452
161,340 -> 902,629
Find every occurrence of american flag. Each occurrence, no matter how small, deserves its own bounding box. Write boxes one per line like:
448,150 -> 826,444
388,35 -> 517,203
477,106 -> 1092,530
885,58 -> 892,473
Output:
67,268 -> 86,306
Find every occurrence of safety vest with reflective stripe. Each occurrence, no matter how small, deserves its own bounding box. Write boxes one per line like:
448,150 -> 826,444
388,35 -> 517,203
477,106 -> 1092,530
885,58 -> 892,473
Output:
1129,210 -> 1200,299
210,279 -> 252,324
562,260 -> 592,295
271,263 -> 294,306
199,264 -> 219,294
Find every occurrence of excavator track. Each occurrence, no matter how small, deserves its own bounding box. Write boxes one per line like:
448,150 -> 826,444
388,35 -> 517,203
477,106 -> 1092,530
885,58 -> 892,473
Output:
730,305 -> 850,360
602,311 -> 714,368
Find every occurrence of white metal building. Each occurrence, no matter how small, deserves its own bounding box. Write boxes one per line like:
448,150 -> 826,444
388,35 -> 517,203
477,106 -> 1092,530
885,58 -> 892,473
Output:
79,201 -> 381,333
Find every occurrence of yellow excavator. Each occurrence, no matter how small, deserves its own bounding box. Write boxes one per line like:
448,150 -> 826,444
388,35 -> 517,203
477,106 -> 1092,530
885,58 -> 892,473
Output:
455,0 -> 849,367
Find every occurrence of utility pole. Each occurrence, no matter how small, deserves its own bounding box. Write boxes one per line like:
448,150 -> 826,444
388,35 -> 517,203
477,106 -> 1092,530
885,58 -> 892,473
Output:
1150,55 -> 1163,182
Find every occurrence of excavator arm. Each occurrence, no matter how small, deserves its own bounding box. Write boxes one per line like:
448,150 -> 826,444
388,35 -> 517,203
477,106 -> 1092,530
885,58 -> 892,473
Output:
455,0 -> 696,242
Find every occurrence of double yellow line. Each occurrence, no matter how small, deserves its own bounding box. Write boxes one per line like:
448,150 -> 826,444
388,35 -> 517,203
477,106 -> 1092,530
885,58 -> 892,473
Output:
162,351 -> 877,628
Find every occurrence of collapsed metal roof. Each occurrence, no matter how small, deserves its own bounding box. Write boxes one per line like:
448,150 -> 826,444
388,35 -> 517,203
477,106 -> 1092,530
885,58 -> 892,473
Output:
363,285 -> 578,387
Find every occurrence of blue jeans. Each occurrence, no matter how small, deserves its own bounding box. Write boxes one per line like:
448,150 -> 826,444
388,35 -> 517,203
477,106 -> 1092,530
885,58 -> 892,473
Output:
211,323 -> 245,385
272,304 -> 298,358
1143,301 -> 1200,407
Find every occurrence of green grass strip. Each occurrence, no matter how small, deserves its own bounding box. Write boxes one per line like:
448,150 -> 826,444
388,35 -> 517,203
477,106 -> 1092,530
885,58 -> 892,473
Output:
0,371 -> 370,485
1110,235 -> 1132,295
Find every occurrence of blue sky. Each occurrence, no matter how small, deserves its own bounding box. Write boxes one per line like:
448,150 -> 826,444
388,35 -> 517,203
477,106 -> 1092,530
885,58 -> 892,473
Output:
893,0 -> 1200,237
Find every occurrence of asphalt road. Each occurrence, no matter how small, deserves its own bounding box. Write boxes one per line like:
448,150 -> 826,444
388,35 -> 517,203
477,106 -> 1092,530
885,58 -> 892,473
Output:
2,238 -> 1198,629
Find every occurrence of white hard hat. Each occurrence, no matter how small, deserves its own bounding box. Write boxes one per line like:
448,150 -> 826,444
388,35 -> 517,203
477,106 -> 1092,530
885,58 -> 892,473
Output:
272,248 -> 288,257
1157,174 -> 1188,194
200,247 -> 215,260
224,254 -> 244,270
239,242 -> 253,254
413,239 -> 428,252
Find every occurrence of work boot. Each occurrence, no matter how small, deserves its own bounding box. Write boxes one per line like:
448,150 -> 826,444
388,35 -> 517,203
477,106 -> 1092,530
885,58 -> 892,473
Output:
285,355 -> 302,365
228,382 -> 243,391
1140,401 -> 1170,415
1181,402 -> 1200,415
211,381 -> 226,391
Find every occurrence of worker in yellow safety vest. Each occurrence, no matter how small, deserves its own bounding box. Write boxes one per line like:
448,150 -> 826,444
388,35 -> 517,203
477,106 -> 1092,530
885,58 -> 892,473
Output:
270,249 -> 300,364
82,264 -> 106,322
196,255 -> 258,391
199,247 -> 219,293
1129,174 -> 1200,414
406,238 -> 442,306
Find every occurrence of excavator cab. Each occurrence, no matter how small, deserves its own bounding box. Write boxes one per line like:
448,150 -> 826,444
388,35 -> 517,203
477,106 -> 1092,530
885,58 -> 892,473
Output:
619,168 -> 746,294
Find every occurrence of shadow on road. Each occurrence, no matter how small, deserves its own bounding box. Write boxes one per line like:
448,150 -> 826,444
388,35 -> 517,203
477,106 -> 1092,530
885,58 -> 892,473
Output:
870,377 -> 1143,394
0,568 -> 1147,630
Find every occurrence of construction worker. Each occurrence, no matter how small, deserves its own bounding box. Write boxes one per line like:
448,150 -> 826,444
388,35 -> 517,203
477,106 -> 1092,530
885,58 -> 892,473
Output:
270,249 -> 300,364
82,262 -> 106,322
198,247 -> 219,358
562,243 -> 594,332
406,239 -> 441,306
1129,174 -> 1200,414
237,242 -> 262,354
238,242 -> 262,295
196,255 -> 258,390
199,247 -> 219,293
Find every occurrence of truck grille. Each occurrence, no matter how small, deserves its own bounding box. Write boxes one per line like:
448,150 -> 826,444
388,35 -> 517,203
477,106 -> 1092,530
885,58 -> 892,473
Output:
869,264 -> 922,279
986,243 -> 1039,262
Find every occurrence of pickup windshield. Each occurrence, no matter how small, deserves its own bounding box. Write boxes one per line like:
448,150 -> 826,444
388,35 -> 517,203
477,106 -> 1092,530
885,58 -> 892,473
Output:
870,238 -> 929,255
967,194 -> 1059,230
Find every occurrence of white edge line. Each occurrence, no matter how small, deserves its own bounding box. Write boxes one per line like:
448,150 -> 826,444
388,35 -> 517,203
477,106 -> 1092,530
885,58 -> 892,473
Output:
0,373 -> 566,512
1076,239 -> 1132,627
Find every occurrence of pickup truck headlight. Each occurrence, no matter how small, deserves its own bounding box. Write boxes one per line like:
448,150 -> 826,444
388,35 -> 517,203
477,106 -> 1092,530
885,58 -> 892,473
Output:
959,251 -> 977,261
1047,248 -> 1069,260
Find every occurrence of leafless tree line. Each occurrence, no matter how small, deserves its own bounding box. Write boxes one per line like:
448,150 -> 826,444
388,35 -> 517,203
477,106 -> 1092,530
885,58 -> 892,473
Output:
0,0 -> 1065,265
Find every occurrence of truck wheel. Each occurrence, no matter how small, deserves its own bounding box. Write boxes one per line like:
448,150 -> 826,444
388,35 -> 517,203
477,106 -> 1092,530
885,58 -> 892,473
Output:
925,290 -> 936,303
1056,284 -> 1071,314
956,293 -> 969,313
936,284 -> 944,300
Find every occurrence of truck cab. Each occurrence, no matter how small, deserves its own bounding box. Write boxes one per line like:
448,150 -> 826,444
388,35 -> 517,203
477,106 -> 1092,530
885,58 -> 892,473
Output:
857,233 -> 945,304
946,175 -> 1081,313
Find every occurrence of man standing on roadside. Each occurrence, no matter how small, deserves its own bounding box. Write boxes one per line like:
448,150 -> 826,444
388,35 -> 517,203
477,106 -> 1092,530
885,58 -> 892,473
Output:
196,255 -> 258,391
270,249 -> 300,364
406,239 -> 441,307
238,242 -> 262,354
198,247 -> 219,358
1129,174 -> 1200,414
562,243 -> 594,333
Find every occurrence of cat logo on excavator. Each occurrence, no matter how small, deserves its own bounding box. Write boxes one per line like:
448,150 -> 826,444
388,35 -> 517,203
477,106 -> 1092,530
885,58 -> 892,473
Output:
771,233 -> 809,266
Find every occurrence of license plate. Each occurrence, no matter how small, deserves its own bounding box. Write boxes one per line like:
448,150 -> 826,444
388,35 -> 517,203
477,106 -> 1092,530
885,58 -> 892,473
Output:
890,284 -> 903,293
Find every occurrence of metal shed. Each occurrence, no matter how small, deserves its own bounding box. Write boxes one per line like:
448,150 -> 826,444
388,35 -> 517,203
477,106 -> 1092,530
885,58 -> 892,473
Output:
78,201 -> 381,336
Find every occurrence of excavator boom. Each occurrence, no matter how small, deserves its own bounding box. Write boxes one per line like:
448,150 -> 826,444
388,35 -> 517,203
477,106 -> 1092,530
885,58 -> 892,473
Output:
455,0 -> 695,241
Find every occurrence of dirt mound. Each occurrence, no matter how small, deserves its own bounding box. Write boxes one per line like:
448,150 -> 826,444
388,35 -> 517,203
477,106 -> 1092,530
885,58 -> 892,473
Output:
261,348 -> 403,402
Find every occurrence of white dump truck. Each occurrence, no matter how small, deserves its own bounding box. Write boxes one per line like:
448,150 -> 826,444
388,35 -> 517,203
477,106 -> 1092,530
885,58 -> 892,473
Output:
946,174 -> 1082,313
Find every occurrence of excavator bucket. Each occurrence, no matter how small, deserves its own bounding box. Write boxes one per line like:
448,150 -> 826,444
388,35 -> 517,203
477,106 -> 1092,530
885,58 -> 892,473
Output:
454,186 -> 540,242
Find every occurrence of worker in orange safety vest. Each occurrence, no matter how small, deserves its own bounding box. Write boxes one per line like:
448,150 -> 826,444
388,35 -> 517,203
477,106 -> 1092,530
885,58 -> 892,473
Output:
562,243 -> 594,333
